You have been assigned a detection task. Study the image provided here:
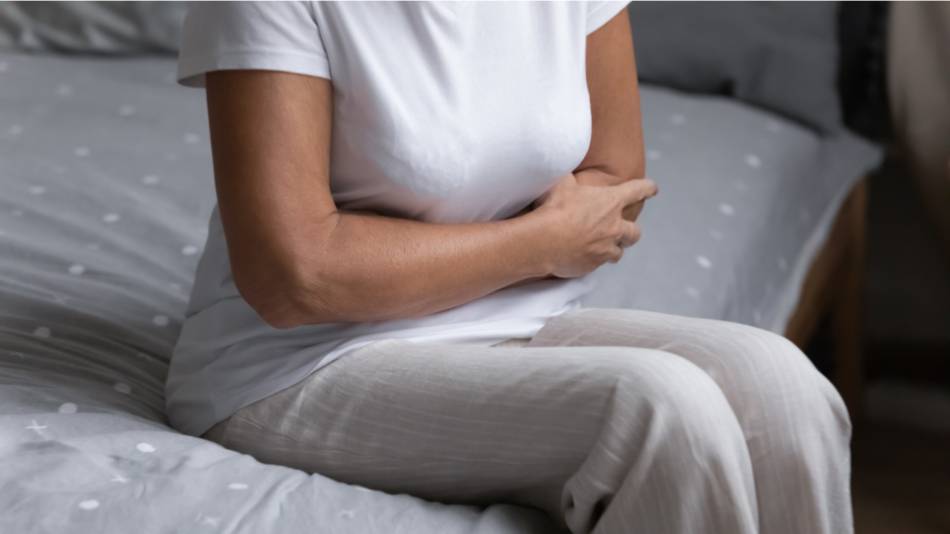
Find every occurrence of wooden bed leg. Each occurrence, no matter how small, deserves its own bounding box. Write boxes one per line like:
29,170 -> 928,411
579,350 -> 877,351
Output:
831,180 -> 868,423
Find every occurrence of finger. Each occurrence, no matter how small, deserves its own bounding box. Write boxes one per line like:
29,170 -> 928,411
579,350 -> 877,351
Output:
607,245 -> 624,263
618,221 -> 641,247
615,178 -> 658,206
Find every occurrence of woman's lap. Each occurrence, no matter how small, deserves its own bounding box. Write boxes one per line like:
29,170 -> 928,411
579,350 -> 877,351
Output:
201,307 -> 852,534
207,335 -> 720,512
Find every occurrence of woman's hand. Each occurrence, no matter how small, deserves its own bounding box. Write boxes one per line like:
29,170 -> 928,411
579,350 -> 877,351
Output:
573,168 -> 650,223
529,172 -> 658,279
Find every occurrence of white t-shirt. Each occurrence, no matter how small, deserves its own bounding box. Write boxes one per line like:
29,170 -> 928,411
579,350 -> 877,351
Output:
168,0 -> 630,437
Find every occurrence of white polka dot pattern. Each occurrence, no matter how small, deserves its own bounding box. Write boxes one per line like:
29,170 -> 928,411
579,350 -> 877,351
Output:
78,499 -> 99,511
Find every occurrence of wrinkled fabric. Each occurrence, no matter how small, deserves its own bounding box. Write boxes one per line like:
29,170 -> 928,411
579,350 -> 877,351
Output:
205,307 -> 852,534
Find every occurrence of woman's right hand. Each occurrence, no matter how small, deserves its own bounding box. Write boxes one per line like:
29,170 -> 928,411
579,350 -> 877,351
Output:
530,173 -> 658,278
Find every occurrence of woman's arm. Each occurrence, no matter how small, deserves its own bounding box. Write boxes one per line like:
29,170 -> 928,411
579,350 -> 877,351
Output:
204,70 -> 650,329
575,7 -> 647,206
510,7 -> 648,288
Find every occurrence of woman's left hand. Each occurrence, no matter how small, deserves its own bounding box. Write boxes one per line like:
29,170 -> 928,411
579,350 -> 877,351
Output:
515,169 -> 652,222
572,168 -> 650,223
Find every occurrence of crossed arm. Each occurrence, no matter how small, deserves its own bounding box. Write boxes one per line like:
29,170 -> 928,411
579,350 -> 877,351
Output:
204,8 -> 644,329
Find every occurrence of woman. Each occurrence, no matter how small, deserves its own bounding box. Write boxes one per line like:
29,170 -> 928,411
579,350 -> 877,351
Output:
168,2 -> 852,533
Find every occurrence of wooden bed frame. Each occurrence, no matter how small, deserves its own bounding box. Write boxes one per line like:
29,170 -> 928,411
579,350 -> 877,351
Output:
784,178 -> 868,421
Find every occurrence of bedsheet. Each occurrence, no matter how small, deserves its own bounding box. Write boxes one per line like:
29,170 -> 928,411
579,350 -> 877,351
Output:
580,82 -> 883,334
0,52 -> 880,533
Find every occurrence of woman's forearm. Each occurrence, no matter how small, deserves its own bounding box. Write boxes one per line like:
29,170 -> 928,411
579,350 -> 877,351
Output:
285,207 -> 556,326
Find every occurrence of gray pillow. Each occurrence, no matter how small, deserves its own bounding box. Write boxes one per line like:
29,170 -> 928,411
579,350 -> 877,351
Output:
627,1 -> 843,134
0,1 -> 186,55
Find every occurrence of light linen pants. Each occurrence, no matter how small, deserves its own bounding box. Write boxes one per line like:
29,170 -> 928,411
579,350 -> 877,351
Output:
202,307 -> 853,534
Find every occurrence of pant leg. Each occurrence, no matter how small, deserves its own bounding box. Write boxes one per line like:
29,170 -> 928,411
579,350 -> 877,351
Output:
526,307 -> 854,534
205,337 -> 758,534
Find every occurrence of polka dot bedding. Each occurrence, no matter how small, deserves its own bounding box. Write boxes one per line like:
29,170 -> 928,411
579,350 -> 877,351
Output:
0,52 -> 880,533
580,87 -> 882,333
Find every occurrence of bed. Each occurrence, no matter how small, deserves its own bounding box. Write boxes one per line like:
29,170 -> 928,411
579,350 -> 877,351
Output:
0,49 -> 881,534
0,2 -> 884,530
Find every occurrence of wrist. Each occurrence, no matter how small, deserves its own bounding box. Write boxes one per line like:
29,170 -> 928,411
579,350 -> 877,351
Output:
513,207 -> 557,279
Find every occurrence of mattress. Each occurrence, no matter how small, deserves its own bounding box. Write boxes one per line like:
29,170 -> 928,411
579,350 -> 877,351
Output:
0,52 -> 881,533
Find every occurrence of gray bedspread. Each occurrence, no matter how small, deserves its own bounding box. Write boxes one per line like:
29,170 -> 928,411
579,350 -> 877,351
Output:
0,52 -> 880,533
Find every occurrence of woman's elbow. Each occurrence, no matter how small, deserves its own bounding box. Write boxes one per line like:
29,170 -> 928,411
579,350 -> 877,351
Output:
252,296 -> 306,330
232,257 -> 334,330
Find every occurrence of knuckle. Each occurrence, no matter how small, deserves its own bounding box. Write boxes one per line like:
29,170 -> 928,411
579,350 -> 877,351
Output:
630,223 -> 642,242
613,220 -> 625,237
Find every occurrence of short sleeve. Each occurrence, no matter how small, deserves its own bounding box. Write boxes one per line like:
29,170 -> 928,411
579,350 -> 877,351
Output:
176,1 -> 331,88
586,1 -> 630,35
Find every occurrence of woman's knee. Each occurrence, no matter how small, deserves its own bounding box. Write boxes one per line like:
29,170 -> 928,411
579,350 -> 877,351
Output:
562,351 -> 758,534
743,326 -> 849,427
718,325 -> 853,471
602,350 -> 748,458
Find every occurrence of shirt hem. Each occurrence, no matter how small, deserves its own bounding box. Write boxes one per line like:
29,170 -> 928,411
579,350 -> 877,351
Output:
174,307 -> 578,438
177,48 -> 332,88
586,1 -> 629,35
